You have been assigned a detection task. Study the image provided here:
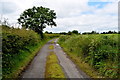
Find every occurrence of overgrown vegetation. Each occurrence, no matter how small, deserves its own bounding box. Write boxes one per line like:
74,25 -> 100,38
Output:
58,34 -> 119,78
2,25 -> 52,78
45,51 -> 65,78
45,34 -> 60,39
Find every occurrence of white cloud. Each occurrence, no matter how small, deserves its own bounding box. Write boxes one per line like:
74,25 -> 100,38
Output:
89,0 -> 118,2
0,0 -> 118,32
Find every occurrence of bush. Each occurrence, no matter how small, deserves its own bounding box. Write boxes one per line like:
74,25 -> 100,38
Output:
2,25 -> 41,78
58,34 -> 119,78
2,26 -> 40,54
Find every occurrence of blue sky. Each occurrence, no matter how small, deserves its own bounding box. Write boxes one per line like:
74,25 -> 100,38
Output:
0,0 -> 118,33
88,2 -> 112,8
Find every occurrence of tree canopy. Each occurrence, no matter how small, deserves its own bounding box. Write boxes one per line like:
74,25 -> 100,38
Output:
72,30 -> 78,34
18,6 -> 57,38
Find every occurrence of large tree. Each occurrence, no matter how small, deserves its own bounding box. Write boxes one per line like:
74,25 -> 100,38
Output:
18,6 -> 57,38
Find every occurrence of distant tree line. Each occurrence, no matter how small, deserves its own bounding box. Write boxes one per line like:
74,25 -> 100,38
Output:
45,30 -> 119,35
82,31 -> 118,34
45,30 -> 79,35
101,31 -> 118,34
45,31 -> 53,34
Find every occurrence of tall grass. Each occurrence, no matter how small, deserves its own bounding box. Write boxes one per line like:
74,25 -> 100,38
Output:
58,34 -> 119,78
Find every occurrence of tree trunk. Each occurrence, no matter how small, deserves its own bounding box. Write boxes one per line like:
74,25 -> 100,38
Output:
40,24 -> 44,39
40,31 -> 43,39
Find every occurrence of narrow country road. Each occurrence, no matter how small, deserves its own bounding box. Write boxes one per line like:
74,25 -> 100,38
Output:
21,40 -> 53,78
54,39 -> 89,78
21,38 -> 89,78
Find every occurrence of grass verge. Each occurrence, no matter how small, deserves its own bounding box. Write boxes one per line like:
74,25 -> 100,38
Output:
59,45 -> 104,78
48,45 -> 54,50
50,40 -> 55,44
3,39 -> 50,78
58,34 -> 119,78
45,51 -> 65,78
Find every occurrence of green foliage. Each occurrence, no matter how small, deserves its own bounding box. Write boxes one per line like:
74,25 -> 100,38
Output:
2,25 -> 59,78
58,34 -> 119,78
72,30 -> 78,34
45,33 -> 60,39
2,26 -> 40,54
18,6 -> 57,38
68,31 -> 72,35
2,25 -> 42,78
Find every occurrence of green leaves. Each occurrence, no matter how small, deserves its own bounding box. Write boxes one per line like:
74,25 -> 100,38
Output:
18,6 -> 57,38
58,34 -> 119,78
2,26 -> 41,77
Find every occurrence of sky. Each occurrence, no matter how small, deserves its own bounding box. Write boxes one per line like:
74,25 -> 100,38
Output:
0,0 -> 119,33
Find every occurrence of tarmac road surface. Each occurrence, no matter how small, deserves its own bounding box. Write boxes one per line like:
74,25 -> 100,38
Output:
21,38 -> 89,79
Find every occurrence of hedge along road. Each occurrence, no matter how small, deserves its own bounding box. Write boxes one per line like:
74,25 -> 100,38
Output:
21,38 -> 89,78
